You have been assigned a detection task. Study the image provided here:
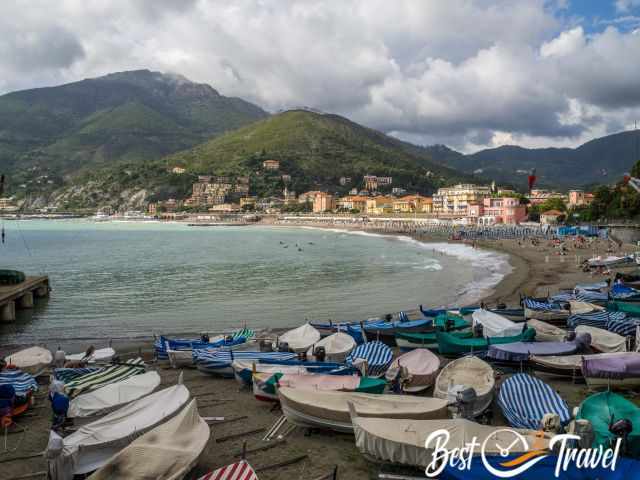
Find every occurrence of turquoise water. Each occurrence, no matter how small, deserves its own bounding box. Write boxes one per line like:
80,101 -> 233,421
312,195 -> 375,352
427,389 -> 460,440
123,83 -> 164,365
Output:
0,220 -> 510,347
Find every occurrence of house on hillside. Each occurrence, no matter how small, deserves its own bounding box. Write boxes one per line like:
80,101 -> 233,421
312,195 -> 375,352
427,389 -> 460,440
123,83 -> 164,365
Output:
540,209 -> 565,225
262,159 -> 280,171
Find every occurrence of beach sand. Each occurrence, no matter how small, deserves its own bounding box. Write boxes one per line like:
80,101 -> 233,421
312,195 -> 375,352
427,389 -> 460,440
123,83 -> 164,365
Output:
2,230 -> 639,479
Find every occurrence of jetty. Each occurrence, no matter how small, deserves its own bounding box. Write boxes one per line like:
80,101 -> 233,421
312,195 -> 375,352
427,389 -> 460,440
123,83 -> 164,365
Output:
0,275 -> 49,321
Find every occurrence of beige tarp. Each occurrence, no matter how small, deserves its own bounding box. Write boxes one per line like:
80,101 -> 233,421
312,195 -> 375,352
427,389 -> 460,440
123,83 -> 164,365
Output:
526,319 -> 566,342
88,398 -> 209,480
257,373 -> 361,391
66,347 -> 116,363
307,332 -> 356,362
278,323 -> 321,352
385,348 -> 440,392
4,346 -> 52,375
569,300 -> 604,315
434,356 -> 495,417
576,325 -> 627,353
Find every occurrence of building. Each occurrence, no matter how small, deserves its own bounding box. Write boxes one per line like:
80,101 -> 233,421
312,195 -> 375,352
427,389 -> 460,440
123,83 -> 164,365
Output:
0,197 -> 18,212
298,191 -> 322,204
281,174 -> 291,183
392,195 -> 431,214
338,195 -> 368,212
209,203 -> 241,213
262,160 -> 280,171
240,196 -> 257,209
313,192 -> 336,213
349,188 -> 359,195
567,189 -> 594,208
392,187 -> 407,195
339,176 -> 352,186
171,166 -> 186,174
467,197 -> 526,225
363,175 -> 378,191
377,176 -> 392,186
528,189 -> 566,206
432,184 -> 491,216
540,209 -> 564,225
366,196 -> 394,215
283,187 -> 297,205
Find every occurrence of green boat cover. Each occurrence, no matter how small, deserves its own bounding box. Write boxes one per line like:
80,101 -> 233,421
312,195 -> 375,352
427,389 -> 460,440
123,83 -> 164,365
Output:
607,301 -> 640,316
0,269 -> 25,285
436,328 -> 536,355
263,372 -> 386,395
396,330 -> 473,345
434,312 -> 470,330
577,391 -> 640,457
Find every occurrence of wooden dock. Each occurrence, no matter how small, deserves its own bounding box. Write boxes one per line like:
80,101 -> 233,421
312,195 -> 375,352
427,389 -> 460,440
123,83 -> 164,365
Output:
0,276 -> 50,322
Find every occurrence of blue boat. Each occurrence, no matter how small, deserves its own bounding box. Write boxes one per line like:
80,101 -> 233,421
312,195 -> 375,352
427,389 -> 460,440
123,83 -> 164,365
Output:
193,350 -> 297,377
346,341 -> 393,378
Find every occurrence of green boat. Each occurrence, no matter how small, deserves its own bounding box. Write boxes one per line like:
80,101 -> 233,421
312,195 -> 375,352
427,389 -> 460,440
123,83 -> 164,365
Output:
396,330 -> 473,351
607,301 -> 640,316
0,269 -> 25,285
433,312 -> 470,330
436,328 -> 536,355
577,391 -> 640,457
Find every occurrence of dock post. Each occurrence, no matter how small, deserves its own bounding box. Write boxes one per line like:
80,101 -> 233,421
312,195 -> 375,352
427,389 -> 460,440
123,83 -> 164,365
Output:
17,292 -> 34,309
35,285 -> 49,298
0,301 -> 16,322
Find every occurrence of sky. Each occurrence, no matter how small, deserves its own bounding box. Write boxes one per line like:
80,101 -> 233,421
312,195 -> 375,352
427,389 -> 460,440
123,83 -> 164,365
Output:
1,0 -> 640,153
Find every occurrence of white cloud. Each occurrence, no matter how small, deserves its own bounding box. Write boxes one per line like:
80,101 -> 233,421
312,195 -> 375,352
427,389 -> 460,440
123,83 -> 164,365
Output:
615,0 -> 640,13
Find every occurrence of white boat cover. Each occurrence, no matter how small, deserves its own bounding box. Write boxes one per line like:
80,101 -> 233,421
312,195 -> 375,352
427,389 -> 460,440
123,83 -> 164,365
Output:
385,348 -> 440,392
167,349 -> 194,368
68,371 -> 161,418
434,356 -> 495,417
278,323 -> 321,352
351,415 -> 550,469
87,398 -> 209,480
278,387 -> 448,432
256,372 -> 361,391
66,348 -> 116,363
4,346 -> 52,375
569,300 -> 603,315
526,319 -> 567,342
472,309 -> 521,338
232,360 -> 310,377
47,384 -> 190,480
531,354 -> 583,371
576,325 -> 627,353
307,332 -> 356,362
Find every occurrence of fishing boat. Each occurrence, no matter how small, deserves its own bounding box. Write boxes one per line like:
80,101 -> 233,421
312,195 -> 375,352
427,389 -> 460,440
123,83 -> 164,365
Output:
155,328 -> 254,361
193,350 -> 296,377
307,331 -> 356,362
472,309 -> 523,337
62,358 -> 147,398
0,369 -> 38,420
498,373 -> 570,429
278,323 -> 321,352
66,347 -> 116,364
46,384 -> 190,480
309,318 -> 379,336
3,346 -> 52,376
610,283 -> 640,302
419,305 -> 478,317
346,318 -> 433,346
525,318 -> 567,342
68,371 -> 161,418
487,339 -> 583,364
384,348 -> 440,392
435,327 -> 535,355
530,354 -> 584,378
575,325 -> 626,353
87,398 -> 209,479
569,300 -> 604,315
614,272 -> 640,289
588,254 -> 635,268
607,300 -> 640,315
583,352 -> 640,390
277,387 -> 448,433
433,356 -> 495,417
395,329 -> 472,351
197,461 -> 258,480
233,361 -> 316,386
576,391 -> 640,457
346,341 -> 393,378
567,310 -> 626,330
252,372 -> 386,401
523,298 -> 570,324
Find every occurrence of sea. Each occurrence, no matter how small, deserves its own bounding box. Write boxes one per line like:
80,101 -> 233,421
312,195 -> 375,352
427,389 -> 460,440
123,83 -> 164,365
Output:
0,220 -> 511,349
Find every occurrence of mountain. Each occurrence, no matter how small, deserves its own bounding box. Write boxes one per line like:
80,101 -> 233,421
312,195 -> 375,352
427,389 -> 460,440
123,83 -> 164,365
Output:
429,130 -> 640,189
0,70 -> 268,179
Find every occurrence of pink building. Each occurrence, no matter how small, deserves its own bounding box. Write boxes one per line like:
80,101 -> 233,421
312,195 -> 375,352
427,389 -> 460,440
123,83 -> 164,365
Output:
467,197 -> 526,225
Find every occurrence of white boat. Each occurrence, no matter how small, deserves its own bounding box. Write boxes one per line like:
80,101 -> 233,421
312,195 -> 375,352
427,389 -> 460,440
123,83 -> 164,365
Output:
87,398 -> 209,480
231,360 -> 312,386
68,371 -> 161,418
167,349 -> 195,368
385,348 -> 440,392
525,318 -> 567,342
471,309 -> 521,338
575,325 -> 626,353
66,347 -> 116,364
433,355 -> 495,417
46,384 -> 190,480
569,300 -> 604,315
306,331 -> 356,362
92,212 -> 111,222
278,323 -> 321,353
587,254 -> 634,268
4,346 -> 52,376
278,387 -> 448,433
583,352 -> 640,390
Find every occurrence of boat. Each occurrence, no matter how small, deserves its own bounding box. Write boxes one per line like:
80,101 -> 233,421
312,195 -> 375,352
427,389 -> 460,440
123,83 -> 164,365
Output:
0,368 -> 38,419
231,359 -> 347,386
567,310 -> 626,330
569,300 -> 604,315
614,272 -> 640,289
525,318 -> 567,342
583,352 -> 640,390
433,356 -> 495,417
472,309 -> 523,337
350,411 -> 550,469
46,384 -> 190,480
419,305 -> 478,317
588,254 -> 634,268
62,358 -> 146,398
487,340 -> 582,363
346,341 -> 393,378
197,461 -> 258,480
193,350 -> 296,377
575,325 -> 626,353
68,371 -> 161,418
306,331 -> 356,362
252,372 -> 386,401
607,300 -> 640,315
346,318 -> 433,346
523,298 -> 570,324
3,346 -> 52,376
611,283 -> 640,302
66,347 -> 115,364
277,387 -> 448,433
384,348 -> 440,392
576,391 -> 640,457
395,329 -> 472,351
87,398 -> 209,479
278,323 -> 321,352
529,354 -> 585,379
497,373 -> 570,429
309,318 -> 379,336
155,328 -> 254,361
435,328 -> 535,355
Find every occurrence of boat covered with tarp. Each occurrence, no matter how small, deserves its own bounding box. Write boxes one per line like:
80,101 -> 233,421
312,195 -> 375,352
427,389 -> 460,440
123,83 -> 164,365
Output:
278,323 -> 321,352
583,352 -> 640,389
434,356 -> 495,417
4,346 -> 52,376
395,329 -> 472,351
608,300 -> 640,315
436,327 -> 535,355
346,341 -> 393,378
194,350 -> 296,377
611,283 -> 640,301
61,358 -> 146,398
523,298 -> 570,323
154,328 -> 254,360
472,309 -> 523,337
575,325 -> 626,353
567,310 -> 626,329
346,317 -> 433,345
0,368 -> 38,420
306,331 -> 356,362
487,339 -> 583,363
197,461 -> 258,480
66,347 -> 115,364
231,360 -> 344,386
385,348 -> 440,392
525,318 -> 566,342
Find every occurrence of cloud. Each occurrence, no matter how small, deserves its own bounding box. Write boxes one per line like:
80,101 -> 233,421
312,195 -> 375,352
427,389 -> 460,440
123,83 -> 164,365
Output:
0,0 -> 639,152
615,0 -> 640,13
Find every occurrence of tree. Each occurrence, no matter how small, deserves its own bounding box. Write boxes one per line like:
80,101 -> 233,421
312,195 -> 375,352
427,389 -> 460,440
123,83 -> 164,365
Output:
538,197 -> 566,212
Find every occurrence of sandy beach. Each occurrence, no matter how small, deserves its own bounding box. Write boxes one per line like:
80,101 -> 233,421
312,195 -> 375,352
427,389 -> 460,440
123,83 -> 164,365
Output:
3,225 -> 639,480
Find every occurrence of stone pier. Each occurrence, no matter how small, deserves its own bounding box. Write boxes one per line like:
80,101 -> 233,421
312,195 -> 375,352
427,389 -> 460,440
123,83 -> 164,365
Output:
0,276 -> 49,322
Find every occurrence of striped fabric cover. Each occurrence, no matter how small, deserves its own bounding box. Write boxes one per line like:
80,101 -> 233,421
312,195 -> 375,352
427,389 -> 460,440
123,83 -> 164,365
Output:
398,311 -> 409,322
568,310 -> 626,329
232,328 -> 255,340
198,461 -> 258,480
611,284 -> 640,299
155,328 -> 255,360
0,369 -> 38,397
63,358 -> 146,398
498,373 -> 570,430
549,292 -> 575,303
346,341 -> 393,377
607,316 -> 640,337
193,350 -> 296,375
523,298 -> 561,311
575,290 -> 609,304
54,367 -> 100,383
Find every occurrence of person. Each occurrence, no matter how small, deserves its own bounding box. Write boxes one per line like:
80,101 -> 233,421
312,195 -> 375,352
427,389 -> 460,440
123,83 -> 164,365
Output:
54,347 -> 66,369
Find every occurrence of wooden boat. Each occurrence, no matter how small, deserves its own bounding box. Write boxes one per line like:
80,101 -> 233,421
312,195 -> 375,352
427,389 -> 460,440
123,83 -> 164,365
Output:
252,372 -> 386,401
583,352 -> 640,390
346,341 -> 393,378
385,348 -> 441,392
525,318 -> 567,342
498,373 -> 570,429
277,387 -> 448,433
487,340 -> 581,365
3,346 -> 52,376
306,331 -> 356,362
575,325 -> 626,353
346,318 -> 433,346
530,354 -> 585,379
523,298 -> 570,324
193,350 -> 296,377
395,329 -> 472,351
577,391 -> 640,457
232,360 -> 323,386
472,309 -> 524,337
436,328 -> 535,355
433,356 -> 495,417
569,300 -> 604,315
87,398 -> 209,479
278,323 -> 321,352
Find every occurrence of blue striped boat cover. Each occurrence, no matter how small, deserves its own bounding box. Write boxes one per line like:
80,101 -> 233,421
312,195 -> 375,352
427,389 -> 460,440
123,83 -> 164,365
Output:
523,298 -> 562,311
607,316 -> 640,337
398,311 -> 409,322
54,367 -> 100,383
193,350 -> 296,375
575,281 -> 608,291
549,292 -> 575,303
498,373 -> 570,429
346,341 -> 393,377
155,328 -> 255,359
611,284 -> 640,300
568,310 -> 626,329
0,370 -> 38,397
574,289 -> 609,303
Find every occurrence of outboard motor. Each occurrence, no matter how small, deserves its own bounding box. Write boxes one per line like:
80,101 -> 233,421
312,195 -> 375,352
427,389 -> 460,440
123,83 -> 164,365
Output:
564,330 -> 577,342
574,419 -> 595,449
450,386 -> 477,419
472,322 -> 483,338
385,313 -> 393,322
314,346 -> 326,362
609,418 -> 633,454
259,340 -> 273,352
574,332 -> 592,352
201,333 -> 210,343
277,341 -> 290,353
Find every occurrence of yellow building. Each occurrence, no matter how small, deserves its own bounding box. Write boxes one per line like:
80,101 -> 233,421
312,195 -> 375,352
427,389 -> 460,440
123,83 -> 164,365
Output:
392,194 -> 431,213
366,196 -> 394,215
338,195 -> 368,212
432,184 -> 491,216
262,159 -> 280,170
313,192 -> 336,213
209,203 -> 241,213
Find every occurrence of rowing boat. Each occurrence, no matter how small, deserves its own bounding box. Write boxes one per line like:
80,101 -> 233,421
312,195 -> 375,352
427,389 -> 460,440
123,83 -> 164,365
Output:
436,328 -> 535,355
385,348 -> 440,392
395,329 -> 472,351
252,373 -> 386,401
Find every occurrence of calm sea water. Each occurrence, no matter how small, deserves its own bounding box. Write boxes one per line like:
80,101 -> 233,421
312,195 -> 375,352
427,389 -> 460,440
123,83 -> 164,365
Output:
0,220 -> 510,348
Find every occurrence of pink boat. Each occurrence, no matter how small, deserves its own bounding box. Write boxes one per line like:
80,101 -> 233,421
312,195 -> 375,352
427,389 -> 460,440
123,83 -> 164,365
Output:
385,348 -> 441,392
